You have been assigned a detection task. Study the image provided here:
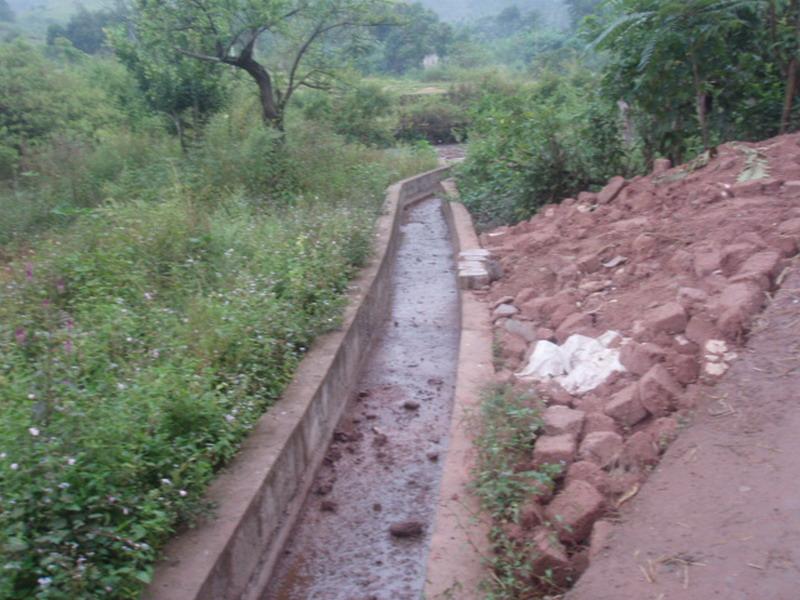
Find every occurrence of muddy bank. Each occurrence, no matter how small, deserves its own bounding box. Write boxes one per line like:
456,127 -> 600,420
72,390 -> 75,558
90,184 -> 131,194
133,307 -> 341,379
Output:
264,198 -> 460,600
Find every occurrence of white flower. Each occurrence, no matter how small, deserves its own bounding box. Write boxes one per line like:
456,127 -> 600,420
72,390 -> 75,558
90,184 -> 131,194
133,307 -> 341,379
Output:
0,452 -> 6,459
10,463 -> 18,471
27,394 -> 36,400
28,427 -> 40,437
144,292 -> 154,301
58,482 -> 71,490
179,490 -> 188,497
161,478 -> 172,486
67,458 -> 76,466
225,414 -> 235,423
117,383 -> 127,391
37,577 -> 52,588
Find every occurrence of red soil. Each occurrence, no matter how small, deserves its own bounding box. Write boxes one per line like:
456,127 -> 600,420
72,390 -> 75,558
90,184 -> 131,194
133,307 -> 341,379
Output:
478,133 -> 800,594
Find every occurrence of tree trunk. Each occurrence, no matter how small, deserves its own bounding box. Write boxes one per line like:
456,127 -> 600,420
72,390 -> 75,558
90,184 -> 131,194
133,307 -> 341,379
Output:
781,58 -> 799,134
170,112 -> 188,153
691,57 -> 710,150
236,54 -> 284,130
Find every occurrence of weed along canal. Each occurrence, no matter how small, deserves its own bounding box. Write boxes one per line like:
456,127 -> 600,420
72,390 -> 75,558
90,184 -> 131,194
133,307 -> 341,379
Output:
264,197 -> 460,600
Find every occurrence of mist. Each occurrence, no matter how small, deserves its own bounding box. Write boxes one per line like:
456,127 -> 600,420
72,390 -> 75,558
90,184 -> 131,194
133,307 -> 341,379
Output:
416,0 -> 569,28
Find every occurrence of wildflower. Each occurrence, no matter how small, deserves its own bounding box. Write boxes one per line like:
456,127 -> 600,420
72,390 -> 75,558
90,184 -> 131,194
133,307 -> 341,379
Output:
161,478 -> 172,486
37,577 -> 52,588
225,414 -> 235,423
14,328 -> 26,345
56,280 -> 66,294
0,452 -> 5,459
58,482 -> 70,490
28,427 -> 40,437
64,339 -> 74,354
27,393 -> 36,400
117,383 -> 127,391
10,464 -> 18,470
144,292 -> 154,301
67,458 -> 76,466
150,349 -> 160,359
179,490 -> 188,497
65,319 -> 74,331
25,264 -> 33,281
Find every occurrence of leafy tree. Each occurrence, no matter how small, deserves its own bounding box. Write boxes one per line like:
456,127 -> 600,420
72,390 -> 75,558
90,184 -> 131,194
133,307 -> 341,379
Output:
130,0 -> 392,130
593,0 -> 765,157
0,40 -> 121,177
46,6 -> 125,54
370,2 -> 452,74
566,0 -> 603,27
0,0 -> 14,23
110,30 -> 227,150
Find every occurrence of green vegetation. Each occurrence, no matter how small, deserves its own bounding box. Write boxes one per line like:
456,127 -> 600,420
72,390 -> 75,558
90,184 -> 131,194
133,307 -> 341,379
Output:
472,384 -> 561,599
456,0 -> 800,229
3,0 -> 799,597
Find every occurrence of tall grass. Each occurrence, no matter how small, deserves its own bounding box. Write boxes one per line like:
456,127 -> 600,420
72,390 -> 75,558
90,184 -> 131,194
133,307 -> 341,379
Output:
0,110 -> 436,599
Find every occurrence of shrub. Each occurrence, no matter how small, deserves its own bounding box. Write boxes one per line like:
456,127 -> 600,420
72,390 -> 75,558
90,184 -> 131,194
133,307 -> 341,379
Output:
457,67 -> 642,229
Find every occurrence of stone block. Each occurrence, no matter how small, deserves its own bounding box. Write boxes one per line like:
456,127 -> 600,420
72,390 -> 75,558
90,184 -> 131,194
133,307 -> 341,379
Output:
542,406 -> 586,437
579,431 -> 623,468
545,480 -> 606,543
639,364 -> 682,417
644,302 -> 688,335
604,384 -> 648,427
533,434 -> 577,467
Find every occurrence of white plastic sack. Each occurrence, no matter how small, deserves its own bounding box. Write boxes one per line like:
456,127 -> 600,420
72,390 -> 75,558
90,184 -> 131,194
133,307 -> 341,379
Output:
516,332 -> 626,394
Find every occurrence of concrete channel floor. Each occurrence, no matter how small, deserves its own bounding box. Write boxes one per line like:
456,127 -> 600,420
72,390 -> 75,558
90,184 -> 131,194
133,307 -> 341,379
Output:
264,197 -> 460,600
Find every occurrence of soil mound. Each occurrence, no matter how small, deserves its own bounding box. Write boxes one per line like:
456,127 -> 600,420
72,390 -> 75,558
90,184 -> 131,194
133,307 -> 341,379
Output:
478,133 -> 800,592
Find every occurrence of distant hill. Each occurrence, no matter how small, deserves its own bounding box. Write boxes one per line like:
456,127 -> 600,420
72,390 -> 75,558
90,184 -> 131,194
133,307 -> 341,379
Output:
416,0 -> 569,27
7,0 -> 107,37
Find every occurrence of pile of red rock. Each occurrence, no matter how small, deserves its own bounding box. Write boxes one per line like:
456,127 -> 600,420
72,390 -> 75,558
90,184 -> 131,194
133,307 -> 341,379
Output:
479,134 -> 800,587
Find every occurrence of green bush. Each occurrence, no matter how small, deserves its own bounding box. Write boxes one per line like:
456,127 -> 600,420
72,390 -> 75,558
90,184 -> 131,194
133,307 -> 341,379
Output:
457,68 -> 642,229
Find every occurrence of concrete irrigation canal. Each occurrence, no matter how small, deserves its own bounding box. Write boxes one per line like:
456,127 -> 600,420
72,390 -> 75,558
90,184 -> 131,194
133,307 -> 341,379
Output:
265,198 -> 460,599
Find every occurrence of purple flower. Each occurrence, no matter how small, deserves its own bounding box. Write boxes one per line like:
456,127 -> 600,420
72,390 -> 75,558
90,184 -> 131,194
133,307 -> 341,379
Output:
56,280 -> 66,294
65,319 -> 74,332
24,264 -> 33,281
14,328 -> 27,345
64,339 -> 74,354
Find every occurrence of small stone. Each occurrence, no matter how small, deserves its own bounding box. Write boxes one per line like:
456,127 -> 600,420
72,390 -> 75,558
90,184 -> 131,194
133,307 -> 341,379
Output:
597,176 -> 627,204
320,500 -> 338,513
426,451 -> 439,462
653,158 -> 672,174
493,304 -> 519,319
542,406 -> 586,437
545,480 -> 606,543
619,342 -> 666,376
639,364 -> 682,417
620,431 -> 659,470
492,295 -> 515,309
533,434 -> 577,467
579,432 -> 623,468
644,303 -> 688,335
531,527 -> 571,578
503,319 -> 538,343
604,384 -> 648,427
566,460 -> 611,495
583,413 -> 618,435
390,521 -> 424,538
403,400 -> 421,411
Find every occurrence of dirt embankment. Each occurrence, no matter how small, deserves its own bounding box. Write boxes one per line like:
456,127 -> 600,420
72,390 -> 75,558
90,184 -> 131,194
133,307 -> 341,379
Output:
478,133 -> 800,591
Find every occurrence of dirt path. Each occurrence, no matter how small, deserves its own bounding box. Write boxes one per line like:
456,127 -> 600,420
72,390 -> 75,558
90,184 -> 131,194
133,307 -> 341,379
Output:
568,266 -> 800,600
264,198 -> 460,600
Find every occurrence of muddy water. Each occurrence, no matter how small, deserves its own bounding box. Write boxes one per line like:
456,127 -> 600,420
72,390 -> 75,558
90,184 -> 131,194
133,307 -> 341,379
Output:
264,198 -> 460,600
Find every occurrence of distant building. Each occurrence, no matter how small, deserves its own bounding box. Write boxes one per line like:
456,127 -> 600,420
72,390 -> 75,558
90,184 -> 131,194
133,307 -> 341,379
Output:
423,53 -> 440,69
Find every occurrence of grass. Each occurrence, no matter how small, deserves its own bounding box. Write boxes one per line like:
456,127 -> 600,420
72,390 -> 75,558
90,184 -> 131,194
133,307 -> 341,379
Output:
0,115 -> 437,599
472,384 -> 562,600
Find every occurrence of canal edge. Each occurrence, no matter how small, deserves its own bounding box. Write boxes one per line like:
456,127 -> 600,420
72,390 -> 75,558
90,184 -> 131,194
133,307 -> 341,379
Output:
424,183 -> 493,599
